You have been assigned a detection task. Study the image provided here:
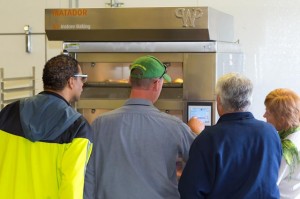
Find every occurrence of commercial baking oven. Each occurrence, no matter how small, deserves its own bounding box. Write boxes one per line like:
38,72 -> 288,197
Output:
45,7 -> 243,125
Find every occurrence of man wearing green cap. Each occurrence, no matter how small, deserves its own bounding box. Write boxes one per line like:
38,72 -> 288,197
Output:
84,55 -> 201,199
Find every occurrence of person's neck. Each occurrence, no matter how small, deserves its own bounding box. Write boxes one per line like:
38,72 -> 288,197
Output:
129,89 -> 155,103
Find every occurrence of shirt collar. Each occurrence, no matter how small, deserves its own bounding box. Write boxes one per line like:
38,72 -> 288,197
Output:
125,98 -> 153,106
217,112 -> 254,123
39,91 -> 70,106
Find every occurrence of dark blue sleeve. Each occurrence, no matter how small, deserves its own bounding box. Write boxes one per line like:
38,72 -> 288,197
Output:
0,101 -> 23,136
178,131 -> 214,199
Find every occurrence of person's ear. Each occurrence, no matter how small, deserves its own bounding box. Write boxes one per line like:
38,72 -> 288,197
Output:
216,95 -> 223,116
152,79 -> 161,91
278,116 -> 286,130
68,77 -> 75,89
216,95 -> 221,105
128,78 -> 132,86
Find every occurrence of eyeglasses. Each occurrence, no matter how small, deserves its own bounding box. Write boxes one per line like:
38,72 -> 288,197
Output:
74,74 -> 88,83
158,64 -> 167,79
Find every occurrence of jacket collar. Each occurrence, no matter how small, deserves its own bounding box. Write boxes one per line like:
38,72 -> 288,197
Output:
217,112 -> 254,123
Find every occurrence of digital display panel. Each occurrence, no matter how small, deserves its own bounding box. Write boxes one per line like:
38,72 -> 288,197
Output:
187,102 -> 213,126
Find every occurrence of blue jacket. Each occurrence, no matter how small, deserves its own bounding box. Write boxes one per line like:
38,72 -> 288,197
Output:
179,112 -> 282,199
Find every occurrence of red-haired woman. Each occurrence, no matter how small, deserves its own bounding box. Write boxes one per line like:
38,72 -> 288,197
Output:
264,88 -> 300,199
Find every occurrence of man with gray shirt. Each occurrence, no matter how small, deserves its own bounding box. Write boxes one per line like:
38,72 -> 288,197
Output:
84,55 -> 199,199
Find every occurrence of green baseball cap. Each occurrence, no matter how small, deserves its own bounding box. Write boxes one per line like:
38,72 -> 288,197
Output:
130,55 -> 171,83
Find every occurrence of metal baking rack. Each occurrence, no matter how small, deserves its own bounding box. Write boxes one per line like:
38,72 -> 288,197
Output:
0,67 -> 35,109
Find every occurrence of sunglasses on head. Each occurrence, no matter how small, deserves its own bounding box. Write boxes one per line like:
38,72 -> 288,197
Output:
158,64 -> 167,79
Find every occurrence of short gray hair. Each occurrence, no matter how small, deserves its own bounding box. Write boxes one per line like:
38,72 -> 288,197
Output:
216,73 -> 253,112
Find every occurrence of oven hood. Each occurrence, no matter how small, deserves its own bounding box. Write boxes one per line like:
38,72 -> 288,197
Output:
45,7 -> 234,42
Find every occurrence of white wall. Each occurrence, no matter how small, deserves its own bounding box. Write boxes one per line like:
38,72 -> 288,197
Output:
0,0 -> 47,93
94,0 -> 300,120
1,0 -> 300,120
193,0 -> 300,120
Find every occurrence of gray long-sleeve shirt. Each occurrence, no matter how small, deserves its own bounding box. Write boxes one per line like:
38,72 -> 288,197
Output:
84,98 -> 196,199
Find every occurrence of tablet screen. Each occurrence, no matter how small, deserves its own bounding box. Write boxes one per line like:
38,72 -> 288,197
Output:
187,102 -> 213,126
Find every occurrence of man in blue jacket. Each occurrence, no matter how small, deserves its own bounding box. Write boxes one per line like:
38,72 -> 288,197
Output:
178,73 -> 282,199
